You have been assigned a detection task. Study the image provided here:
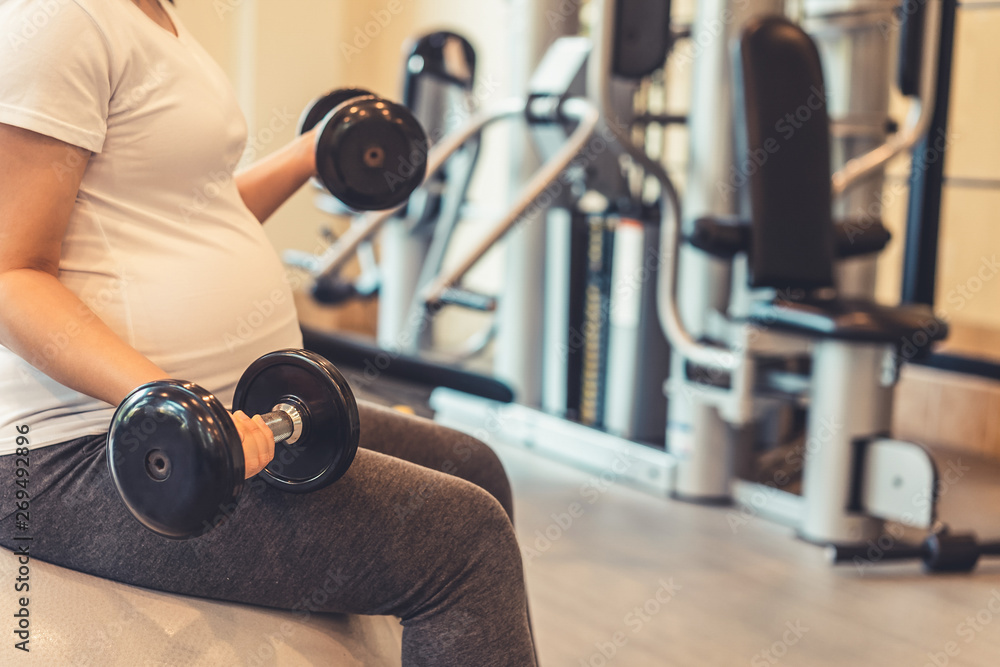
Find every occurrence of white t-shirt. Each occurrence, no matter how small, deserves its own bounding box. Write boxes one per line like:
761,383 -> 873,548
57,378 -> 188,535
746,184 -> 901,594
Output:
0,0 -> 302,454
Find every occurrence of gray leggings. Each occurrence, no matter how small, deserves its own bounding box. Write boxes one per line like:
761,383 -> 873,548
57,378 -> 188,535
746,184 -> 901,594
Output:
0,401 -> 537,666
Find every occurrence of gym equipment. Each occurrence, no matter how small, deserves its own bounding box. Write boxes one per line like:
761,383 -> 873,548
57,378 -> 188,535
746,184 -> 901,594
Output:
425,0 -> 984,576
301,89 -> 429,211
288,0 -> 983,574
831,527 -> 1000,573
289,35 -> 484,351
421,2 -> 683,478
286,49 -> 601,358
658,13 -> 948,545
286,33 -> 532,403
108,349 -> 360,539
612,0 -> 673,79
379,31 -> 484,354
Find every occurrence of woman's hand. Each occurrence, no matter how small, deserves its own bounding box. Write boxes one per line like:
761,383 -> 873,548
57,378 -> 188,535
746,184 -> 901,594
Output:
231,411 -> 275,479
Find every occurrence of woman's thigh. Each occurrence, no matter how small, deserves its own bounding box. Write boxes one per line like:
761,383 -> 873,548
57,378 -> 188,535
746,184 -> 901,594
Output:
356,401 -> 514,519
0,406 -> 521,618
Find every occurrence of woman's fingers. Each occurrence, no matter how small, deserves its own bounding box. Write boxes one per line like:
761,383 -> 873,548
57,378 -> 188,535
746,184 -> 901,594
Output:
232,410 -> 275,479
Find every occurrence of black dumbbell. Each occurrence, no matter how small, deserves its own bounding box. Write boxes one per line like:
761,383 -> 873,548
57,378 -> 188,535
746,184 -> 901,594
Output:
299,88 -> 428,211
107,350 -> 360,540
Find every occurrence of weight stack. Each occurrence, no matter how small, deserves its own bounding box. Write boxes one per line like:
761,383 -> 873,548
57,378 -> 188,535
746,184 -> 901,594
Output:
603,217 -> 670,443
578,215 -> 616,428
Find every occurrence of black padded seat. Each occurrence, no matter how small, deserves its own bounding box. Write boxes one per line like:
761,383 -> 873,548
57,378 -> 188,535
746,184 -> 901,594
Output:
749,298 -> 948,344
736,16 -> 949,354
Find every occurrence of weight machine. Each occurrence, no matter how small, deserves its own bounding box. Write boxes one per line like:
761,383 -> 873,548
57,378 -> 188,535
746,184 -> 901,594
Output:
291,0 -> 998,571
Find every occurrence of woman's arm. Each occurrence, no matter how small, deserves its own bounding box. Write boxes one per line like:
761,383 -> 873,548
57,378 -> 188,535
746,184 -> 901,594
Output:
0,123 -> 275,476
235,129 -> 317,224
0,124 -> 166,407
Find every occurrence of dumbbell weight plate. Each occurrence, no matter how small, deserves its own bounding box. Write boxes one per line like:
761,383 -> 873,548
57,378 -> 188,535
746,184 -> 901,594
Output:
299,89 -> 376,209
297,87 -> 376,136
108,381 -> 245,540
233,349 -> 360,493
315,96 -> 428,211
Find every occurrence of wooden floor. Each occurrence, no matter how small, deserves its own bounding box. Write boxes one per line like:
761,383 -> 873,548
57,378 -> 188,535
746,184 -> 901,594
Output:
337,315 -> 1000,666
352,368 -> 1000,666
492,441 -> 1000,667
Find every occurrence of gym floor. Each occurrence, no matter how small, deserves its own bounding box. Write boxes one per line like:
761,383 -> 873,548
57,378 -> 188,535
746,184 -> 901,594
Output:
354,377 -> 1000,666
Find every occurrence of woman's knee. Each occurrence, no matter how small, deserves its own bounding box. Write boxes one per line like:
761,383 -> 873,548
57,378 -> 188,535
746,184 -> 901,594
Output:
359,402 -> 515,520
447,432 -> 515,521
391,479 -> 524,621
433,479 -> 522,578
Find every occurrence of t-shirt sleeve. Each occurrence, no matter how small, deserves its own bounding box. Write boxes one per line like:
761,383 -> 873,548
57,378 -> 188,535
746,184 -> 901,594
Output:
0,1 -> 113,153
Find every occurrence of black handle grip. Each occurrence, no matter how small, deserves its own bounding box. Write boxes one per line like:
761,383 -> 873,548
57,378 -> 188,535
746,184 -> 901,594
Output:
897,0 -> 928,97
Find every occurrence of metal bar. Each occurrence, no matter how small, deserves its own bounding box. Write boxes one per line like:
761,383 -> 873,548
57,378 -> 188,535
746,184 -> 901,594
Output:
420,97 -> 601,305
260,411 -> 293,443
902,0 -> 959,306
732,481 -> 805,529
830,0 -> 943,195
